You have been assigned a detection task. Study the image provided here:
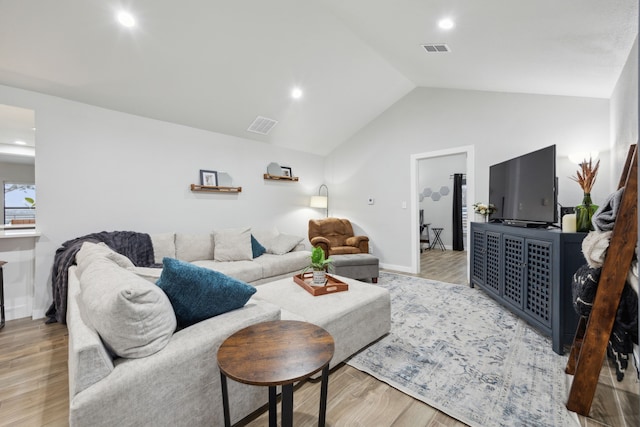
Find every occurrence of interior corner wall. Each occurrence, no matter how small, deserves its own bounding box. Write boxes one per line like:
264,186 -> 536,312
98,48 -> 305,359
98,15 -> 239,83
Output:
610,36 -> 638,181
0,84 -> 325,319
325,87 -> 610,271
609,32 -> 639,380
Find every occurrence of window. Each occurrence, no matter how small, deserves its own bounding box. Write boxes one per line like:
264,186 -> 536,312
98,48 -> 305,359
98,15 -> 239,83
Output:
4,183 -> 36,225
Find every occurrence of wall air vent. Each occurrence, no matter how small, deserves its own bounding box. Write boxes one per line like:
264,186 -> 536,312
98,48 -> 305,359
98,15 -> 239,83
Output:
247,116 -> 278,135
421,44 -> 450,53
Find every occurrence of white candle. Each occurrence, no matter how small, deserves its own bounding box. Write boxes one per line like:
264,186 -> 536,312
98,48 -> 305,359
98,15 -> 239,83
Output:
562,214 -> 577,232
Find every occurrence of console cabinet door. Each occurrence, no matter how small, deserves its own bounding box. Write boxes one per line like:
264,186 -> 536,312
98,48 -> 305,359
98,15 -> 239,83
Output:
470,228 -> 485,287
523,238 -> 553,328
502,234 -> 525,310
484,231 -> 501,296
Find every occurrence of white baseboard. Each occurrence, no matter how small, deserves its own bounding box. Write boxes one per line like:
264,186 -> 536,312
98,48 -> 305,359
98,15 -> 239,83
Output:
6,304 -> 32,322
380,263 -> 413,274
31,308 -> 47,320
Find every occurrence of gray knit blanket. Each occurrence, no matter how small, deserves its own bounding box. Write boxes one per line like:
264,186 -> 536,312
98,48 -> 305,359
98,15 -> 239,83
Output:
45,231 -> 159,324
593,187 -> 624,231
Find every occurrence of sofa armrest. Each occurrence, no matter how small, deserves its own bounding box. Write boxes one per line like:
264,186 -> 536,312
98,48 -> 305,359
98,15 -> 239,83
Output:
345,236 -> 369,253
70,300 -> 281,427
67,266 -> 115,399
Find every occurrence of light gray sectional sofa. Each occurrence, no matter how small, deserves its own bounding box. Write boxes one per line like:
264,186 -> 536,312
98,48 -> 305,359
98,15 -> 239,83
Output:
142,227 -> 312,285
66,228 -> 391,427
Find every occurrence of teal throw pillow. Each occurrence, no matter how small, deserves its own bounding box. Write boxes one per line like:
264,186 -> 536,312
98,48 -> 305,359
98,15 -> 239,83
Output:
156,257 -> 256,328
251,234 -> 266,258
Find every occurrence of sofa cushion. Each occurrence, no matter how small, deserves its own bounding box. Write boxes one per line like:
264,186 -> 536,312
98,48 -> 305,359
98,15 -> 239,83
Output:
156,257 -> 257,328
175,233 -> 214,262
191,260 -> 263,283
150,233 -> 176,264
253,252 -> 311,278
79,257 -> 177,358
213,228 -> 252,261
251,235 -> 266,258
265,233 -> 304,255
75,242 -> 135,278
129,266 -> 163,283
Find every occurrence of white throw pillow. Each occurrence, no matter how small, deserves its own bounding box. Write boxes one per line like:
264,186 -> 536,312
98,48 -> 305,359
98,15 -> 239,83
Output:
80,257 -> 176,358
150,233 -> 176,264
175,233 -> 214,262
75,242 -> 135,279
213,227 -> 253,261
252,227 -> 280,246
266,233 -> 304,255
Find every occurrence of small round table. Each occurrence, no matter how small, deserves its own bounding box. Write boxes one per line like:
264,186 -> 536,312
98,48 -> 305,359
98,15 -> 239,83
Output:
217,320 -> 334,427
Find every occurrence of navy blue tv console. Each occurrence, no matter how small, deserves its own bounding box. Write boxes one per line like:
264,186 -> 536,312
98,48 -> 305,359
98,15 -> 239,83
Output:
470,222 -> 587,355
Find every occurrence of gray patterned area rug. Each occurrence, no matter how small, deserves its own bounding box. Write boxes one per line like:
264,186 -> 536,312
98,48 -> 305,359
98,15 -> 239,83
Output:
347,272 -> 579,427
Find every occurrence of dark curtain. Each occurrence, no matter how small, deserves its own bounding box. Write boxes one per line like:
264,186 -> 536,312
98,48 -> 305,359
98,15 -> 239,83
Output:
452,173 -> 464,251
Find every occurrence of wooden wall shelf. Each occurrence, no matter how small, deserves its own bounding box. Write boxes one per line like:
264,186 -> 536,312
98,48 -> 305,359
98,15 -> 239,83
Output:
263,174 -> 299,181
190,184 -> 242,193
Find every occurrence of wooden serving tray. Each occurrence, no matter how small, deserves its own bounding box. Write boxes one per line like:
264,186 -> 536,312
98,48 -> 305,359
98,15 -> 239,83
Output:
293,273 -> 349,296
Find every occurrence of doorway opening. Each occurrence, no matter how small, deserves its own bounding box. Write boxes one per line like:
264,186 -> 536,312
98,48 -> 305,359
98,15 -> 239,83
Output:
410,145 -> 474,282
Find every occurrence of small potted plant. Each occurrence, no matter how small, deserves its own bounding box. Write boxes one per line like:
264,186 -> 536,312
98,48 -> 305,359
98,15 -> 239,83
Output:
473,202 -> 496,222
308,246 -> 333,285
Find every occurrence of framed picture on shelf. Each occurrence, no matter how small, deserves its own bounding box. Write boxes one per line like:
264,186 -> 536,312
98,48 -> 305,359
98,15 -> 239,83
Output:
200,170 -> 218,186
281,166 -> 292,177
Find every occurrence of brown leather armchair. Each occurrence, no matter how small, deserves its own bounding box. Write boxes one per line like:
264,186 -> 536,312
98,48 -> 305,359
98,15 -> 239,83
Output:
308,218 -> 369,259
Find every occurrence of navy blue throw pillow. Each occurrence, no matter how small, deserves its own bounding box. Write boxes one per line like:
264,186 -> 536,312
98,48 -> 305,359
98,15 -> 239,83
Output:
251,234 -> 266,258
156,257 -> 256,328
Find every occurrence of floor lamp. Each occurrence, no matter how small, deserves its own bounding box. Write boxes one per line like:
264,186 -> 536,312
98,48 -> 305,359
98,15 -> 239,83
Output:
310,184 -> 329,217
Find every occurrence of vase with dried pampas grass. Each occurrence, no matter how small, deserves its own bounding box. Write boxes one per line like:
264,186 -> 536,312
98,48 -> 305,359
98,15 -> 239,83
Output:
570,157 -> 600,232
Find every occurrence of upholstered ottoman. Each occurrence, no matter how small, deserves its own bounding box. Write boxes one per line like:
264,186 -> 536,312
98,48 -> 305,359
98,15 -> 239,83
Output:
331,253 -> 379,282
251,276 -> 390,371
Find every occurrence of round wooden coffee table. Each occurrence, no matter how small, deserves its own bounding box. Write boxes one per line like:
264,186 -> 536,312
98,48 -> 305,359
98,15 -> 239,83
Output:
217,320 -> 334,427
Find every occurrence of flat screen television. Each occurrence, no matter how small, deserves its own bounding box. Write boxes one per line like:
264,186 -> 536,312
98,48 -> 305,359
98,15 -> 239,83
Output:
489,145 -> 557,226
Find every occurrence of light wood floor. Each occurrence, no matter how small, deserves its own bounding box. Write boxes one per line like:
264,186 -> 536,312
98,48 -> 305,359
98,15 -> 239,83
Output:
1,249 -> 637,426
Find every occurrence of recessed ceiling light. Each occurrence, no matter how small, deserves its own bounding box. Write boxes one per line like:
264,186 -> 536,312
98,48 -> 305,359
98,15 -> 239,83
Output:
14,140 -> 27,145
438,18 -> 455,30
117,11 -> 136,28
291,87 -> 303,99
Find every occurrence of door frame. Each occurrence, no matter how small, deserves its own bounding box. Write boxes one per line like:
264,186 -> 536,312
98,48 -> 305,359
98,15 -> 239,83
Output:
409,145 -> 475,278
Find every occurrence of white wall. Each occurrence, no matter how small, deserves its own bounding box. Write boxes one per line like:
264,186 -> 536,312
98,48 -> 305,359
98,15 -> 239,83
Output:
0,84 -> 326,319
325,87 -> 610,271
418,154 -> 466,249
610,36 -> 638,184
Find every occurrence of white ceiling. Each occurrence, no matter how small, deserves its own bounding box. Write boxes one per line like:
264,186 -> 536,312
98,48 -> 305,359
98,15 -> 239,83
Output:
0,1 -> 637,157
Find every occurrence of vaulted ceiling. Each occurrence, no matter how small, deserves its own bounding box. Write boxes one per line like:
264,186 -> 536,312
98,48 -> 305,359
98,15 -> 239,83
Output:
0,1 -> 637,157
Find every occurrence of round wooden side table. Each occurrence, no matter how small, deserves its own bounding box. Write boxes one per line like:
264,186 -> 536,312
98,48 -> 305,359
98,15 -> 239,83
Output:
217,320 -> 334,427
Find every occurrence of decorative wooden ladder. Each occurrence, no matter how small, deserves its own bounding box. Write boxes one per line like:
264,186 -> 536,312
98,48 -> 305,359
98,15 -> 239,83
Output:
565,143 -> 638,415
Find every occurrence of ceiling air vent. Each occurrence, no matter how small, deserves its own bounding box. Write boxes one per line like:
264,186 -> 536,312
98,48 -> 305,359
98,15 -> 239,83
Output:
421,44 -> 450,53
247,116 -> 278,135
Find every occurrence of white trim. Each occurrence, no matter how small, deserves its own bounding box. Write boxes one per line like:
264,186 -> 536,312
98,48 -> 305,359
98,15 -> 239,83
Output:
6,303 -> 32,321
31,308 -> 47,320
410,145 -> 475,278
380,262 -> 413,273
